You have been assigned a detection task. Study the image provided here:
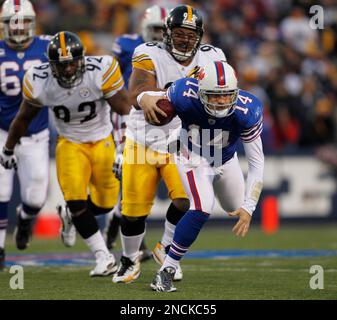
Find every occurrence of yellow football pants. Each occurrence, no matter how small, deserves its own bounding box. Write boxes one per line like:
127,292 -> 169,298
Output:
56,135 -> 120,208
122,138 -> 187,217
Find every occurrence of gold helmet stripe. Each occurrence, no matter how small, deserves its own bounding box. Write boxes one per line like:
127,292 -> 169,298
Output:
59,32 -> 67,57
186,5 -> 193,22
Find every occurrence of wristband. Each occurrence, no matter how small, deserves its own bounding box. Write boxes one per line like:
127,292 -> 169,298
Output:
3,146 -> 14,156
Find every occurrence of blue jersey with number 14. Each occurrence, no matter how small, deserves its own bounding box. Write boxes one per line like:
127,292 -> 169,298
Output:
167,77 -> 263,166
0,35 -> 50,134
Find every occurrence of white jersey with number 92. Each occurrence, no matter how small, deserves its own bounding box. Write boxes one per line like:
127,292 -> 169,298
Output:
22,55 -> 124,143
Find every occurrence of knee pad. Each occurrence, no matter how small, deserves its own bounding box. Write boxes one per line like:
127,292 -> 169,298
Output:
172,198 -> 190,213
22,203 -> 41,216
120,215 -> 147,236
87,196 -> 113,216
67,200 -> 87,217
22,192 -> 46,210
167,199 -> 190,225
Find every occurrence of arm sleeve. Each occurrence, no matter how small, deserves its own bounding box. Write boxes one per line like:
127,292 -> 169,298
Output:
241,136 -> 264,215
22,69 -> 43,107
132,46 -> 156,74
101,56 -> 125,99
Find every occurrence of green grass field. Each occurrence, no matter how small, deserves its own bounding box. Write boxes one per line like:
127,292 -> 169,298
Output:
0,224 -> 337,300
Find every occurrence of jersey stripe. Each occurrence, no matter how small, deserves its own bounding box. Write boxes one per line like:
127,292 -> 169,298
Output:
102,59 -> 117,82
102,67 -> 123,90
132,59 -> 155,72
132,54 -> 148,62
59,32 -> 67,57
241,119 -> 263,142
186,170 -> 202,211
214,61 -> 225,86
24,77 -> 33,93
23,85 -> 33,100
241,117 -> 263,136
102,65 -> 124,95
22,74 -> 34,100
102,77 -> 124,95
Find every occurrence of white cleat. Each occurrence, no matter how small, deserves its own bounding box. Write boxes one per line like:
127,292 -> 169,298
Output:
112,256 -> 140,284
57,205 -> 76,247
152,242 -> 183,281
90,251 -> 117,277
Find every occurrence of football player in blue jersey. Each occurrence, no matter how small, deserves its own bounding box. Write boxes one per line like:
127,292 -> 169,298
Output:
112,5 -> 167,90
105,5 -> 167,261
141,61 -> 265,292
0,0 -> 51,269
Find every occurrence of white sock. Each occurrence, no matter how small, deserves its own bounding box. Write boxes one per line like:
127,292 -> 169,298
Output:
161,254 -> 180,271
161,220 -> 176,248
84,230 -> 110,257
105,209 -> 114,225
20,208 -> 35,220
121,231 -> 145,262
0,229 -> 6,248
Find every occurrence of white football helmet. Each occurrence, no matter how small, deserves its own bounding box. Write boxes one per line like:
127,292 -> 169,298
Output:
141,5 -> 167,42
198,61 -> 239,118
1,0 -> 36,48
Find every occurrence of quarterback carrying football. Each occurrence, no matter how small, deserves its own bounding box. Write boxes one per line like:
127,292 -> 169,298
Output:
141,61 -> 265,292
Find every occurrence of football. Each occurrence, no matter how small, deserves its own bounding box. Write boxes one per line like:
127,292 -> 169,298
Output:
154,99 -> 176,126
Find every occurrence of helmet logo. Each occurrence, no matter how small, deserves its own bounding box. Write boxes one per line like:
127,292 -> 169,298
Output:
58,46 -> 73,61
183,11 -> 197,27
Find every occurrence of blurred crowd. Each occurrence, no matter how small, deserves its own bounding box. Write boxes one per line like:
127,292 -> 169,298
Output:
28,0 -> 337,153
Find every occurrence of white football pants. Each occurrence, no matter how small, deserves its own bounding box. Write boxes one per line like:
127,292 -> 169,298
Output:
176,153 -> 245,214
0,128 -> 49,209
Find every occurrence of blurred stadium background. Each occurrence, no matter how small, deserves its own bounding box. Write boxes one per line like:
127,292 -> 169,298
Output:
1,0 -> 337,299
5,0 -> 337,225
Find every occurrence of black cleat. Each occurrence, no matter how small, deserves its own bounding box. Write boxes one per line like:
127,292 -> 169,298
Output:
105,215 -> 121,250
112,256 -> 140,283
0,247 -> 5,271
150,267 -> 177,292
14,214 -> 33,250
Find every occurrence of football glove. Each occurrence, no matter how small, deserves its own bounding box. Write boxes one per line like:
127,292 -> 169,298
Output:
0,147 -> 17,170
113,153 -> 123,181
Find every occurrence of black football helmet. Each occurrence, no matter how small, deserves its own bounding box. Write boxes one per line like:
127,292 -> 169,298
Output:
47,31 -> 85,88
163,5 -> 203,62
